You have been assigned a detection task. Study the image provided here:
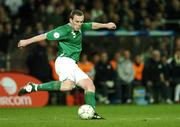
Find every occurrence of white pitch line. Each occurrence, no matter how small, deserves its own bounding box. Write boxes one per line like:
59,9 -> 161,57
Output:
117,118 -> 128,120
143,117 -> 161,120
115,117 -> 161,121
0,118 -> 16,121
117,117 -> 180,121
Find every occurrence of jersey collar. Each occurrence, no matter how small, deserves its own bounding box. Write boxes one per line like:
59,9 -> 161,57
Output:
68,23 -> 81,33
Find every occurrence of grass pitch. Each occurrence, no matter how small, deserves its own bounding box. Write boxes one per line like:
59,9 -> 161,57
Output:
0,104 -> 180,127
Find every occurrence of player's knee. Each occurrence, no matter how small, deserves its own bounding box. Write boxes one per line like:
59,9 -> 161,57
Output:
77,79 -> 95,92
90,82 -> 95,91
85,80 -> 95,92
61,80 -> 75,91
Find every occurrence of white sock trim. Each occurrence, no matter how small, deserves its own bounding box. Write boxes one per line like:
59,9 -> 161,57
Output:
35,84 -> 38,91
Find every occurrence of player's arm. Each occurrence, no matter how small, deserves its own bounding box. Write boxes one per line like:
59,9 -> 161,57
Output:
92,22 -> 116,30
18,34 -> 46,48
18,25 -> 66,48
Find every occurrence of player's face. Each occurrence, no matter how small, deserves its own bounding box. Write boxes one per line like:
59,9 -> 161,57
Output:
70,15 -> 84,31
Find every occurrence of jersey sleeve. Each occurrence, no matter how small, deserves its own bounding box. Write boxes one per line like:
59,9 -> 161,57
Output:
46,26 -> 67,40
81,23 -> 92,31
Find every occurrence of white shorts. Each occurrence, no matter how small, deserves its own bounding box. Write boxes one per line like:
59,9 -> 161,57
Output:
55,57 -> 89,84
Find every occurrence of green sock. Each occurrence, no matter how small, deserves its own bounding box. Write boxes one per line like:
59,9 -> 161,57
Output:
37,81 -> 61,91
85,91 -> 96,109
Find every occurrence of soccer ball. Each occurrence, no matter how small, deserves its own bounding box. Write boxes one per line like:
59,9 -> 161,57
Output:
78,104 -> 95,120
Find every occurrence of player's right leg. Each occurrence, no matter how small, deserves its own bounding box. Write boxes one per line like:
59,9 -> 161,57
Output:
18,80 -> 75,96
18,57 -> 76,96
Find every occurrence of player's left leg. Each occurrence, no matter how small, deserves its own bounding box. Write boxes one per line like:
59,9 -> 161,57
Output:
75,64 -> 104,119
76,69 -> 104,120
77,78 -> 104,119
77,79 -> 95,108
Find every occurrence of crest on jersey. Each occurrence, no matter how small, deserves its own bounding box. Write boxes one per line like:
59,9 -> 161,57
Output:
53,32 -> 60,38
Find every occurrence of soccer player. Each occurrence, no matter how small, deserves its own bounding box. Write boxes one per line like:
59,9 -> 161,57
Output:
18,9 -> 116,119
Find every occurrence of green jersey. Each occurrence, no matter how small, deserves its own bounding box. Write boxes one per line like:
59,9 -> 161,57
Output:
46,23 -> 92,62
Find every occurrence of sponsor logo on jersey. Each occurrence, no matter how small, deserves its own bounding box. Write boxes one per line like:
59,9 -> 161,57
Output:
0,72 -> 49,107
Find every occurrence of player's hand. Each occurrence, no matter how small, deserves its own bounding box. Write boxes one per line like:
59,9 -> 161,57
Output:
107,22 -> 116,29
18,40 -> 29,48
